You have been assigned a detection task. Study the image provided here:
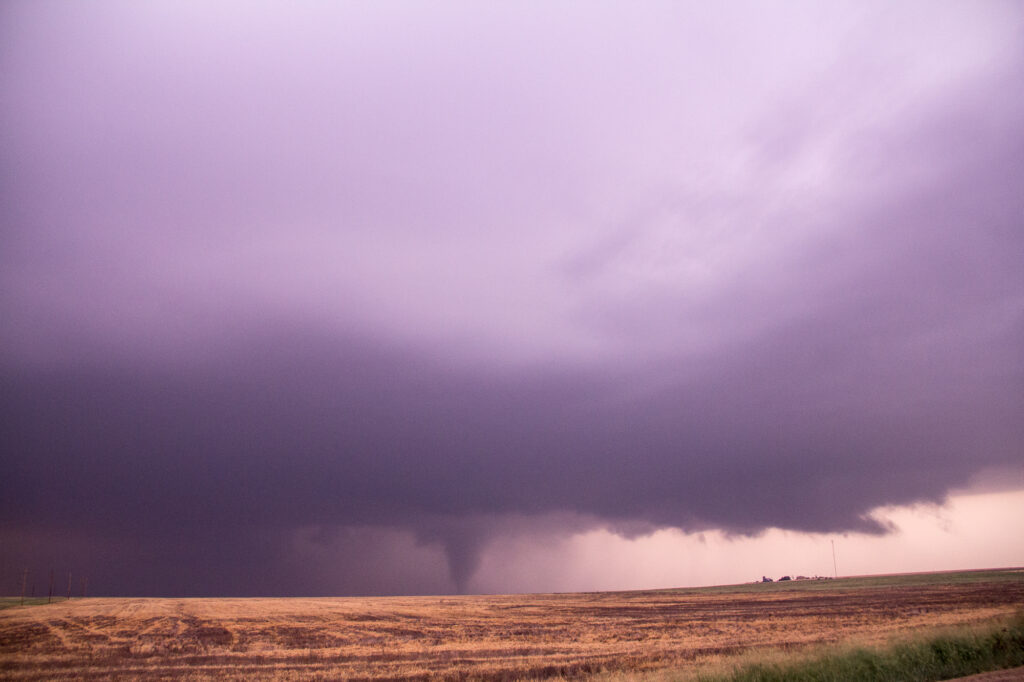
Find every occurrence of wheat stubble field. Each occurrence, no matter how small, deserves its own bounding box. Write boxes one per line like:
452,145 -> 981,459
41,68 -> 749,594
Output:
1,570 -> 1022,681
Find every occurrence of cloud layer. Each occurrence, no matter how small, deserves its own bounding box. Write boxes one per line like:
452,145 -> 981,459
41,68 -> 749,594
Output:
2,0 -> 1023,595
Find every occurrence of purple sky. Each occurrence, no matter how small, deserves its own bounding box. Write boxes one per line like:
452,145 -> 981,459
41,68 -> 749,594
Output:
2,1 -> 1023,596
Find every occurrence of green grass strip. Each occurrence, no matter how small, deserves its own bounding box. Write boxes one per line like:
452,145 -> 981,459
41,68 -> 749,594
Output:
0,597 -> 58,610
700,614 -> 1024,682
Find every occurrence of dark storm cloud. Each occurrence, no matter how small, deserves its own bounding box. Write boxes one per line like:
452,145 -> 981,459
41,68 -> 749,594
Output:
2,1 -> 1023,594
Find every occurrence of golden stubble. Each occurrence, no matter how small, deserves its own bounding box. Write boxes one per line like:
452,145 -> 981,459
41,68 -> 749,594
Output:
2,573 -> 1022,680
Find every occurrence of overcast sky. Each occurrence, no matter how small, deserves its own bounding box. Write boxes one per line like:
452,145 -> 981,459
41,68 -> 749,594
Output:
2,0 -> 1022,596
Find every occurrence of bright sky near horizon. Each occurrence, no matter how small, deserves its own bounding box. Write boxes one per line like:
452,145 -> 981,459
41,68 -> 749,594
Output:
472,487 -> 1024,594
2,0 -> 1022,596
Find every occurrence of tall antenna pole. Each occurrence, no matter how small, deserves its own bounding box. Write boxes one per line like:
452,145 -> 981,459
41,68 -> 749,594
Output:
20,568 -> 28,606
48,569 -> 54,604
831,539 -> 838,578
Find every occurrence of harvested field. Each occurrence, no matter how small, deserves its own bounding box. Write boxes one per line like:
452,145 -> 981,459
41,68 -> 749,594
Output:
1,569 -> 1022,680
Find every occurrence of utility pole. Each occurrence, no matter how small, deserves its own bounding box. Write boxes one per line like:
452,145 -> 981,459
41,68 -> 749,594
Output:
20,568 -> 28,606
67,571 -> 72,601
48,569 -> 54,604
831,539 -> 838,579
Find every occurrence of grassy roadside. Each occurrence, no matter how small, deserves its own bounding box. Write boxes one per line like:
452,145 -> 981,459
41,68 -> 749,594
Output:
592,612 -> 1024,682
711,616 -> 1024,681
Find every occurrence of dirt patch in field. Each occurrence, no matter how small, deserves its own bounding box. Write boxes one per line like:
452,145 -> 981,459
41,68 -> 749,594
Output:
948,666 -> 1024,681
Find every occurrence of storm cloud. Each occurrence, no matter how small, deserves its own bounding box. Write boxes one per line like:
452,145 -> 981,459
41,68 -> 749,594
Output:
2,1 -> 1023,595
